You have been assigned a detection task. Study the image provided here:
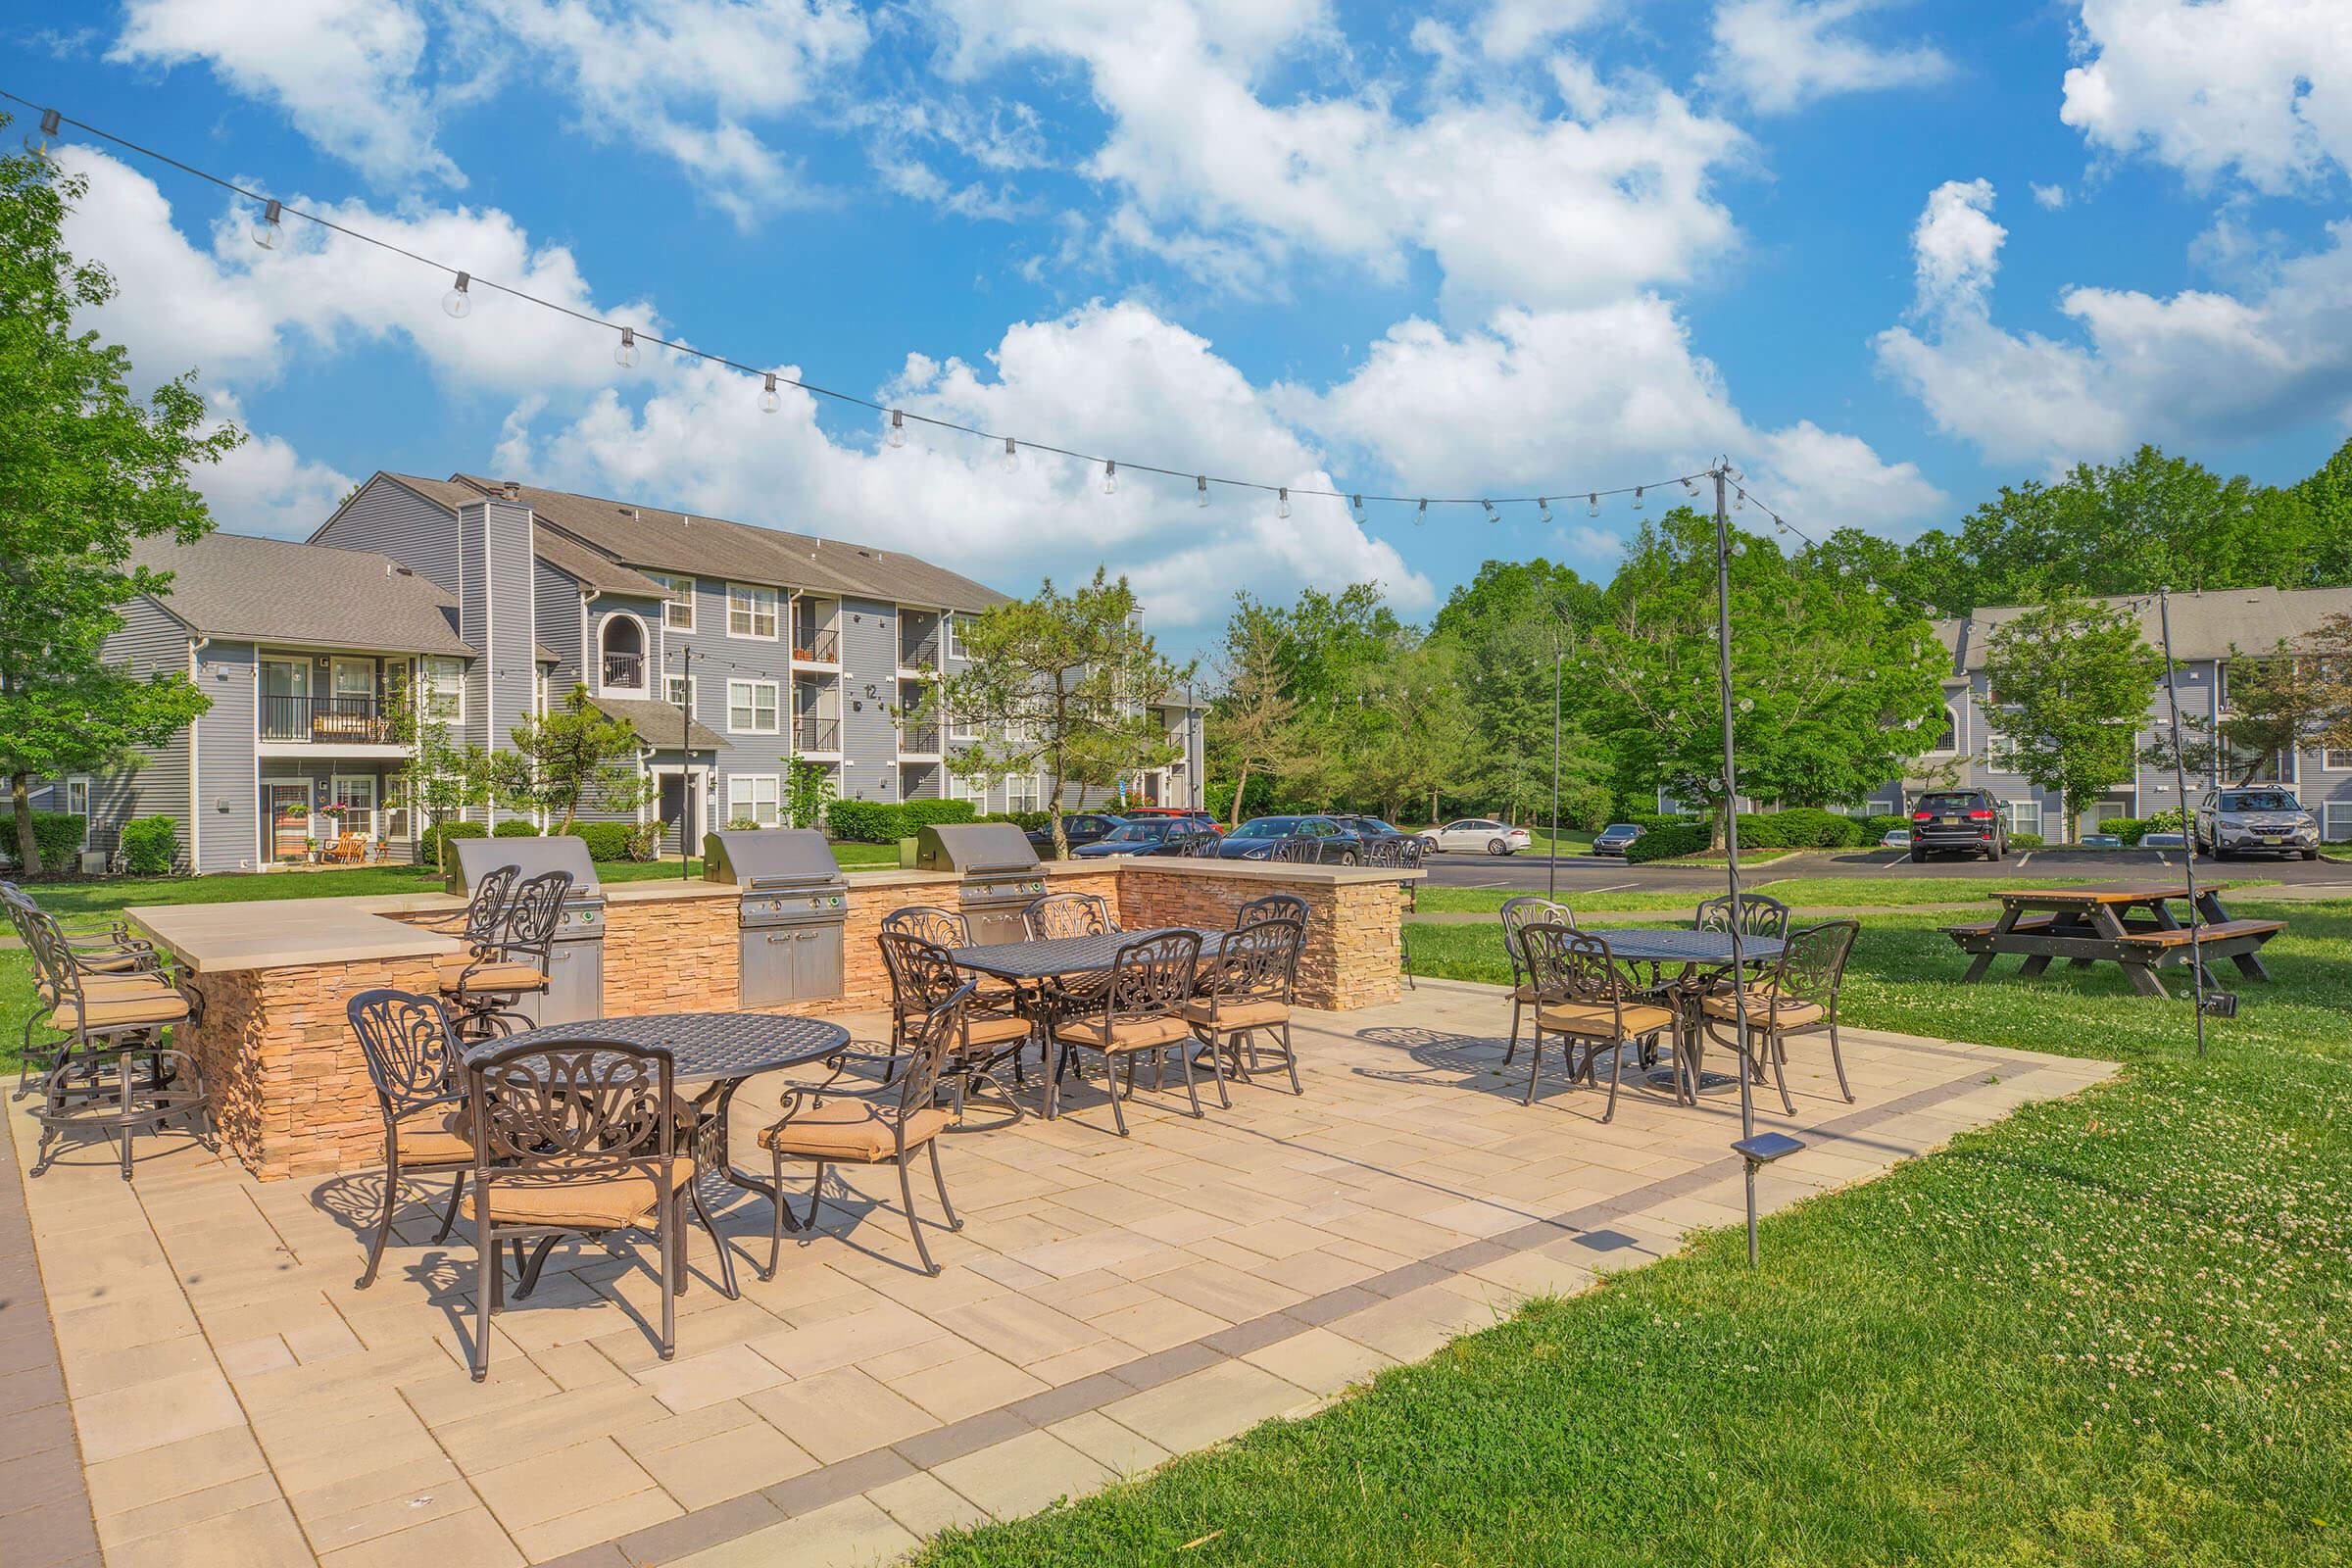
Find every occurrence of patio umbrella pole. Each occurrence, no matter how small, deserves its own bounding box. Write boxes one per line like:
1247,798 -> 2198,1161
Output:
1548,631 -> 1562,903
1710,464 -> 1761,1266
2155,587 -> 2209,1057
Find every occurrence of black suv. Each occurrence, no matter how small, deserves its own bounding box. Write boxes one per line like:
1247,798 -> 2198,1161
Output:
1907,789 -> 2008,861
1024,813 -> 1126,858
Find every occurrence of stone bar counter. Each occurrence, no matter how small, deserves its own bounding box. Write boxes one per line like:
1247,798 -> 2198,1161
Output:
127,858 -> 1418,1181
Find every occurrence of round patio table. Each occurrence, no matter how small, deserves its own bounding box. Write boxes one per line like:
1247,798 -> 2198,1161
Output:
1592,929 -> 1783,1099
467,1011 -> 849,1298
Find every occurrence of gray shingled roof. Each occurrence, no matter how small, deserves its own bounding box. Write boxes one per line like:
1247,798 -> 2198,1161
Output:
584,696 -> 728,752
1957,586 -> 2352,669
129,533 -> 475,656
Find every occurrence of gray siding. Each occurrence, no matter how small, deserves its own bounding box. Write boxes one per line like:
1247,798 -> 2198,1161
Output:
458,502 -> 537,809
314,475 -> 462,596
534,559 -> 585,694
702,575 -> 797,830
839,598 -> 897,802
86,598 -> 196,864
193,641 -> 258,872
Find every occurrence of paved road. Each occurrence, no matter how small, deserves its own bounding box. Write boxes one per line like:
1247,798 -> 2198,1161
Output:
1418,845 -> 2352,898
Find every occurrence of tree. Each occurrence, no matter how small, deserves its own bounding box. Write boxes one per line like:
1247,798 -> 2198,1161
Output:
2151,635 -> 2342,785
1207,595 -> 1303,828
782,759 -> 836,830
387,688 -> 494,863
1426,559 -> 1607,827
488,686 -> 654,831
1575,509 -> 1948,848
0,121 -> 242,871
1979,593 -> 2163,843
926,569 -> 1192,857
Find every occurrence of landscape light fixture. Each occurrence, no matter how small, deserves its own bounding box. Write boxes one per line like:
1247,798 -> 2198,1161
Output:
614,327 -> 638,368
442,270 -> 471,318
759,373 -> 781,414
253,198 -> 282,249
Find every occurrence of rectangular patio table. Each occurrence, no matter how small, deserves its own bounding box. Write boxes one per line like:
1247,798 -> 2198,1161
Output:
1941,884 -> 2283,997
1596,928 -> 1784,1102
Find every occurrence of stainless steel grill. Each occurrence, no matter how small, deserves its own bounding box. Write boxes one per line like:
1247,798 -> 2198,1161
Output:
443,835 -> 605,1024
704,829 -> 850,1005
914,823 -> 1047,945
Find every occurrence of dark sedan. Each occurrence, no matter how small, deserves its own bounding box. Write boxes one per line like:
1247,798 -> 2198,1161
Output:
1330,814 -> 1412,850
1071,818 -> 1222,858
1025,812 -> 1126,858
1213,814 -> 1365,864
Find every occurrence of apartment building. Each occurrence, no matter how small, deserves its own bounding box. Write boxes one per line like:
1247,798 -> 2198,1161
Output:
54,471 -> 1205,873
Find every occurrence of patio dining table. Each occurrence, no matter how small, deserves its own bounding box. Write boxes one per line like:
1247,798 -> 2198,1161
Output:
466,1010 -> 850,1298
1595,928 -> 1785,1101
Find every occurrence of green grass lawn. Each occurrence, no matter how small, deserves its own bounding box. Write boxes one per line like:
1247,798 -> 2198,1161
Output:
1412,874 -> 2276,917
914,898 -> 2352,1565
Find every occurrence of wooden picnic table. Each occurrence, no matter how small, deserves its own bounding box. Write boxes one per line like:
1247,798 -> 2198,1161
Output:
1941,883 -> 2283,998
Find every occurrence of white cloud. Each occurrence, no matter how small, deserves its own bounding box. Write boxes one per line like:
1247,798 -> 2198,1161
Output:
2061,0 -> 2352,193
1875,176 -> 2352,466
1751,420 -> 1946,530
1472,0 -> 1614,62
2032,181 -> 2068,210
112,0 -> 460,187
1707,0 -> 1951,115
194,393 -> 358,539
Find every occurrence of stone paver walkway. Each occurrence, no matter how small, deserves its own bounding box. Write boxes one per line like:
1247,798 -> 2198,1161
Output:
1,1079 -> 101,1567
9,981 -> 2114,1567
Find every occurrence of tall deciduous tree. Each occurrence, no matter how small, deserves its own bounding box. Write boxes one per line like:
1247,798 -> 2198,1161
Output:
927,569 -> 1191,858
0,124 -> 241,871
1575,510 -> 1948,848
1426,560 -> 1609,828
2151,634 -> 2344,785
1207,595 -> 1303,827
1980,593 -> 2163,843
488,686 -> 654,831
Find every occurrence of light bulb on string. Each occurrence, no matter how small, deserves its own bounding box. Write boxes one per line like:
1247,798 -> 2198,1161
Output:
1195,475 -> 1208,508
1683,477 -> 1699,497
442,270 -> 471,318
1277,487 -> 1291,519
759,373 -> 781,414
1350,494 -> 1364,519
24,107 -> 61,159
1416,499 -> 1428,524
887,409 -> 906,449
614,327 -> 638,368
1002,437 -> 1018,472
252,198 -> 282,250
1102,460 -> 1116,495
1734,488 -> 1746,510
1481,499 -> 1496,522
1538,497 -> 1552,524
1587,493 -> 1598,517
1632,486 -> 1645,512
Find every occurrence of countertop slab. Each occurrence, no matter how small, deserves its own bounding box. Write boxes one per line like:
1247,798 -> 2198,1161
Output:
128,899 -> 465,973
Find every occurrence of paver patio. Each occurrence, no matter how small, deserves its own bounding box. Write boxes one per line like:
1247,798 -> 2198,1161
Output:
5,979 -> 2113,1568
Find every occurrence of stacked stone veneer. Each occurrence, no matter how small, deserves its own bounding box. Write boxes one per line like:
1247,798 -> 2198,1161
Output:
155,859 -> 1408,1179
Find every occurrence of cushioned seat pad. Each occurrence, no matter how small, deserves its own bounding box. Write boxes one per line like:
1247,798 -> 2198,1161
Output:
760,1098 -> 951,1161
47,990 -> 191,1031
469,1159 -> 693,1230
1054,1014 -> 1193,1053
1700,992 -> 1826,1027
438,959 -> 549,994
393,1108 -> 472,1164
1534,1002 -> 1676,1038
1181,997 -> 1290,1030
956,1014 -> 1033,1048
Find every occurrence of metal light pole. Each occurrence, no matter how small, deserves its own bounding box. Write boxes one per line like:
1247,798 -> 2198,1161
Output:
675,643 -> 694,882
1547,629 -> 1563,903
2155,587 -> 2211,1055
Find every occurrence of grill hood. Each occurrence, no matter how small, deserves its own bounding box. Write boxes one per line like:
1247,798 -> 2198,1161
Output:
444,834 -> 602,899
703,828 -> 845,889
915,822 -> 1040,875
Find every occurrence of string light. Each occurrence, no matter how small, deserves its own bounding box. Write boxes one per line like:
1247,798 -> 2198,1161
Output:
1277,487 -> 1291,518
1195,475 -> 1208,508
1734,487 -> 1746,510
887,409 -> 907,449
1350,494 -> 1364,519
614,326 -> 638,368
759,372 -> 781,414
1684,477 -> 1699,497
1538,497 -> 1551,523
1416,500 -> 1428,524
441,270 -> 471,318
252,197 -> 281,250
1481,499 -> 1496,521
1588,493 -> 1599,517
1102,459 -> 1117,495
1003,437 -> 1018,472
24,105 -> 59,157
1633,486 -> 1645,512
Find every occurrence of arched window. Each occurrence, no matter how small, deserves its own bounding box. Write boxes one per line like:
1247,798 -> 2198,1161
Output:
1932,705 -> 1958,753
600,613 -> 645,693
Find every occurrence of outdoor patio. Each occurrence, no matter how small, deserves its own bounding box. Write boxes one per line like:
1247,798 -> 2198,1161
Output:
6,980 -> 2113,1568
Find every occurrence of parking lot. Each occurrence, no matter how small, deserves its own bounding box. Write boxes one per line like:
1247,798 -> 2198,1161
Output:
1417,843 -> 2352,898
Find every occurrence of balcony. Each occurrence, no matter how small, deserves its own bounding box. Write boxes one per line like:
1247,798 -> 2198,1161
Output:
900,609 -> 941,671
793,625 -> 840,665
259,694 -> 401,746
898,723 -> 942,757
795,715 -> 841,753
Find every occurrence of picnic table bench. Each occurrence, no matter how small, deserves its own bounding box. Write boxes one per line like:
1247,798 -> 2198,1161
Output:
1941,884 -> 2282,998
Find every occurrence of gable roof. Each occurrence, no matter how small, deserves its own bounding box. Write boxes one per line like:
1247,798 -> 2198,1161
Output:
128,533 -> 474,656
1955,585 -> 2352,670
584,696 -> 728,752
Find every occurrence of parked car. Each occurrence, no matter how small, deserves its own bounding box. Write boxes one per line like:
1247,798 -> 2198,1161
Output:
2082,833 -> 2123,848
1880,828 -> 1912,850
1419,818 -> 1534,857
2194,788 -> 2322,860
1907,789 -> 2008,861
2142,831 -> 2188,849
1025,812 -> 1126,858
1215,814 -> 1365,864
1331,814 -> 1414,850
1071,818 -> 1221,858
1120,807 -> 1218,826
1592,822 -> 1645,857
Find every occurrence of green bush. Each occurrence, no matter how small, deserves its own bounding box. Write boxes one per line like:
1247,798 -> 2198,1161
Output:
560,821 -> 637,861
420,819 -> 487,870
23,812 -> 88,873
2011,832 -> 2045,850
2100,816 -> 2148,845
1626,821 -> 1710,862
120,815 -> 179,876
1865,814 -> 1910,840
1740,808 -> 1865,850
825,800 -> 905,843
900,799 -> 978,828
492,819 -> 540,838
975,810 -> 1052,834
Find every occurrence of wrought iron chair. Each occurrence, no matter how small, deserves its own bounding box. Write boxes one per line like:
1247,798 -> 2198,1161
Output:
1233,893 -> 1308,930
464,1036 -> 685,1380
1517,923 -> 1676,1122
1270,837 -> 1319,864
1497,897 -> 1574,1064
882,905 -> 1022,1023
345,989 -> 475,1288
1049,930 -> 1202,1135
760,982 -> 969,1275
1022,890 -> 1118,941
1186,916 -> 1303,1097
6,884 -> 170,1097
878,932 -> 1027,1125
18,903 -> 206,1180
1696,892 -> 1793,942
1698,919 -> 1860,1114
439,868 -> 569,1042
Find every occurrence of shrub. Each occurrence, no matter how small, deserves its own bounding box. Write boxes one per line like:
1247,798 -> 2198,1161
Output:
22,812 -> 88,873
420,819 -> 487,870
826,800 -> 905,843
1740,808 -> 1865,850
1626,821 -> 1710,862
900,799 -> 978,829
1865,814 -> 1910,840
560,821 -> 636,861
120,815 -> 179,876
492,819 -> 540,838
2011,832 -> 2045,850
2101,816 -> 2149,846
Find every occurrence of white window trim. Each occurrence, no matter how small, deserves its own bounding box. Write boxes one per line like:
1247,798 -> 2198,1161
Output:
727,772 -> 782,828
597,611 -> 651,697
2324,801 -> 2352,842
945,612 -> 971,662
727,581 -> 780,641
421,656 -> 466,723
727,678 -> 780,736
330,773 -> 378,840
1007,773 -> 1042,813
647,571 -> 696,633
663,673 -> 699,710
2003,800 -> 2042,837
2323,748 -> 2352,771
64,777 -> 91,846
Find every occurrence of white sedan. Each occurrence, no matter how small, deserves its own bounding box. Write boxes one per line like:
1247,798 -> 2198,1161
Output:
1420,819 -> 1534,856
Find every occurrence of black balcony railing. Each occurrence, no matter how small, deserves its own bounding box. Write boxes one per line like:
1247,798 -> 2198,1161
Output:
899,724 -> 941,755
793,626 -> 840,663
795,716 -> 841,752
259,694 -> 399,744
900,633 -> 940,669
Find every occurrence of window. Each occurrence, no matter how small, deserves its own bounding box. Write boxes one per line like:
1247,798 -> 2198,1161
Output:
946,612 -> 972,662
384,777 -> 413,841
64,778 -> 90,846
646,571 -> 695,632
2002,799 -> 2042,837
2326,802 -> 2352,842
727,679 -> 779,734
422,656 -> 465,719
2326,749 -> 2352,771
728,773 -> 781,827
1008,774 -> 1041,813
949,706 -> 980,743
950,773 -> 987,806
599,613 -> 646,693
728,582 -> 779,639
663,674 -> 697,710
1929,704 -> 1958,754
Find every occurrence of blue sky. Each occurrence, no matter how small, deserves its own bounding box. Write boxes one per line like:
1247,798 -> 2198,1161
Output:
13,1 -> 2352,656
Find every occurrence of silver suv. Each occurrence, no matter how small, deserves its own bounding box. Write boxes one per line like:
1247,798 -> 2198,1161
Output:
2193,788 -> 2321,860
